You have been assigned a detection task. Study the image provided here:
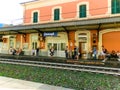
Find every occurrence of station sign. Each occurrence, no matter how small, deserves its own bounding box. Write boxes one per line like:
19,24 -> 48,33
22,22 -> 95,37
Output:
43,32 -> 58,37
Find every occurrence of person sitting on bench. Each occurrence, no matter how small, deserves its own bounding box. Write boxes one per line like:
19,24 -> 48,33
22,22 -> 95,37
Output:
110,50 -> 118,59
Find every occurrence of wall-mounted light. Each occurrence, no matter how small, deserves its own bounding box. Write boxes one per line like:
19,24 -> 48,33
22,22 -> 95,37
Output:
23,34 -> 26,42
38,33 -> 41,41
92,34 -> 97,43
2,38 -> 7,42
39,36 -> 43,41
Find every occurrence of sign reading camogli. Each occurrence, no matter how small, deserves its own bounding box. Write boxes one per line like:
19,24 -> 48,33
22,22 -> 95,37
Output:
43,32 -> 58,37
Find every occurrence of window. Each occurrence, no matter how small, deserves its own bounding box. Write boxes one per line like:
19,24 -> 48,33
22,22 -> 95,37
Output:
10,38 -> 14,48
33,12 -> 38,23
53,43 -> 57,50
78,33 -> 87,42
111,0 -> 120,14
54,9 -> 60,21
47,43 -> 52,50
32,42 -> 37,49
61,43 -> 66,51
79,5 -> 86,18
47,43 -> 65,51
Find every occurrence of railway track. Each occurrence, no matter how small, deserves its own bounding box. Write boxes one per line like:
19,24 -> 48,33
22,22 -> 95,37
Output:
0,58 -> 119,76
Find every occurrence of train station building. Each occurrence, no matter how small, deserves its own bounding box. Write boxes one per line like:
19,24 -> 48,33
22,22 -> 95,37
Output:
0,0 -> 120,59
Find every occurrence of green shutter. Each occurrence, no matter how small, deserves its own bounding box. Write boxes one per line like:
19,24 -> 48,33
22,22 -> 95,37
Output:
116,0 -> 120,13
79,5 -> 86,18
112,0 -> 117,14
54,9 -> 60,21
33,12 -> 38,23
112,0 -> 120,14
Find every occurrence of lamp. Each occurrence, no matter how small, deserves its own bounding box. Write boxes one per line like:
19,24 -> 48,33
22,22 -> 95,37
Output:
92,34 -> 97,43
23,34 -> 26,42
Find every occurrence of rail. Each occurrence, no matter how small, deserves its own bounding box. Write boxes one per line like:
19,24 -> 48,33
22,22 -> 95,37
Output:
0,58 -> 119,76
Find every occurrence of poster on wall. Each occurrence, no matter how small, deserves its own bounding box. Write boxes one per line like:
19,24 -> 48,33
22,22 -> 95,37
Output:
23,43 -> 28,50
2,43 -> 7,49
16,41 -> 20,49
40,41 -> 45,49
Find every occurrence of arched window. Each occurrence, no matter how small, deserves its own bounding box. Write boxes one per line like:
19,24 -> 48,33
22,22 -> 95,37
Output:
78,33 -> 87,42
111,0 -> 120,14
79,5 -> 87,18
33,12 -> 38,23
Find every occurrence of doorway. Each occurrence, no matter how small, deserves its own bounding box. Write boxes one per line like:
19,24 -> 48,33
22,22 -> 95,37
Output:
9,38 -> 15,48
47,43 -> 66,57
32,42 -> 37,50
79,42 -> 87,59
31,34 -> 39,55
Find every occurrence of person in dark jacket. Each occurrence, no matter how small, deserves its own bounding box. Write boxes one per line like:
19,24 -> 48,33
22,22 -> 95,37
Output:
65,46 -> 69,59
36,47 -> 39,56
50,47 -> 54,56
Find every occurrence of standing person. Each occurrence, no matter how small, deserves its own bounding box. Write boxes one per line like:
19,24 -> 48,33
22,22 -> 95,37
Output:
92,47 -> 97,60
65,46 -> 69,59
32,48 -> 35,56
73,46 -> 79,60
12,48 -> 16,55
36,47 -> 39,56
50,46 -> 54,56
101,46 -> 107,59
73,47 -> 77,59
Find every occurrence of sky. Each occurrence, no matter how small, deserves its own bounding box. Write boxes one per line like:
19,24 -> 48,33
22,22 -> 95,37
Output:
0,0 -> 31,25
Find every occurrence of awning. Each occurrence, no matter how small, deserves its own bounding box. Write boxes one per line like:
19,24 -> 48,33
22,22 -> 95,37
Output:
0,16 -> 120,35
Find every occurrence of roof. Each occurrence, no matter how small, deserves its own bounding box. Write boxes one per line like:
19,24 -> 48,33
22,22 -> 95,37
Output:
20,0 -> 39,5
0,16 -> 120,35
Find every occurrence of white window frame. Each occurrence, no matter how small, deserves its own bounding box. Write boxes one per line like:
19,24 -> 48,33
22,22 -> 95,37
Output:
31,10 -> 40,23
51,6 -> 62,21
76,2 -> 89,19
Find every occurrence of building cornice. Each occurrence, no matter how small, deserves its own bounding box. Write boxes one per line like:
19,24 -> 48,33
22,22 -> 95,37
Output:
0,16 -> 120,34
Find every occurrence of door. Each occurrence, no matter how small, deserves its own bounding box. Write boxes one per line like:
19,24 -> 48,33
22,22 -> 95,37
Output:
31,34 -> 38,55
32,42 -> 37,50
9,38 -> 15,48
47,43 -> 66,57
31,41 -> 37,55
79,42 -> 87,59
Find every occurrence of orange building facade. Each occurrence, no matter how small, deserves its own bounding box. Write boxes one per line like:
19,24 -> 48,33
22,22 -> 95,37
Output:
0,0 -> 120,59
